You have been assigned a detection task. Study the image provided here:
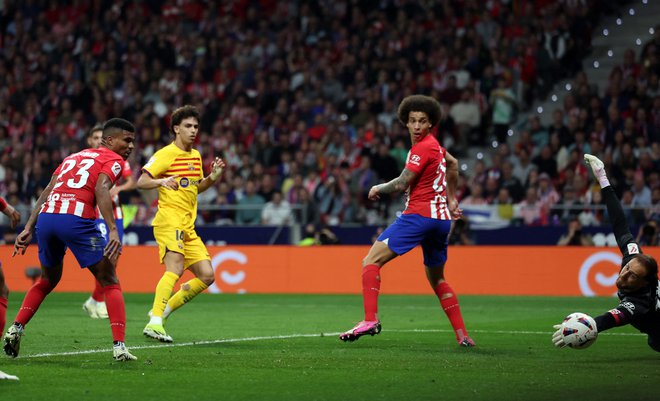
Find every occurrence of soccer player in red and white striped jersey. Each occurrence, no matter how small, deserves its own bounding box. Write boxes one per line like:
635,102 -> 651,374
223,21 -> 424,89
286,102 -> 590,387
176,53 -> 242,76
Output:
4,118 -> 138,361
82,124 -> 136,319
339,95 -> 475,347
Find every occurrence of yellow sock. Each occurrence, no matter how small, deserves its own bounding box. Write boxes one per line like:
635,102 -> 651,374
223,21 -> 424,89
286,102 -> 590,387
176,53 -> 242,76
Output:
166,278 -> 208,314
152,271 -> 179,318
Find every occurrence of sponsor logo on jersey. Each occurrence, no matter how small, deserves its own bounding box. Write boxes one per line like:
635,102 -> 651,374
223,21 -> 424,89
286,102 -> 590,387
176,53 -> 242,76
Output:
626,243 -> 639,254
78,151 -> 100,158
409,154 -> 421,166
180,177 -> 190,188
609,308 -> 623,316
111,161 -> 122,177
620,301 -> 636,314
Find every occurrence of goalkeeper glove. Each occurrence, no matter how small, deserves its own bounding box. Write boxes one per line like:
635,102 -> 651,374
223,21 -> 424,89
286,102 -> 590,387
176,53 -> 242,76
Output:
552,324 -> 567,348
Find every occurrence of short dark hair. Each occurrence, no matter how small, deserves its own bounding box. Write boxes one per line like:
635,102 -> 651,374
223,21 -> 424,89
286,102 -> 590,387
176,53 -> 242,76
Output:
87,123 -> 104,139
103,118 -> 135,137
635,254 -> 659,286
397,95 -> 442,127
170,105 -> 200,135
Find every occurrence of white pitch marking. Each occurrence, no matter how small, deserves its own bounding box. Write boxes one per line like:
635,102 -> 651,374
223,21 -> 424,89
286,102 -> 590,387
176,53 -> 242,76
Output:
21,329 -> 644,359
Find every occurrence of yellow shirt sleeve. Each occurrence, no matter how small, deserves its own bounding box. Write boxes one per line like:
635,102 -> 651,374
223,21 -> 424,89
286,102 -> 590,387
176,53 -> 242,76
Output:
142,146 -> 174,178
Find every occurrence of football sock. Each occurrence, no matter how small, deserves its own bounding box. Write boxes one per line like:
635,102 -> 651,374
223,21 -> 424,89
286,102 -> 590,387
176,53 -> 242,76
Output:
362,264 -> 381,321
434,282 -> 469,342
150,271 -> 179,322
15,279 -> 54,326
91,280 -> 105,302
166,278 -> 208,314
104,284 -> 126,342
0,296 -> 7,333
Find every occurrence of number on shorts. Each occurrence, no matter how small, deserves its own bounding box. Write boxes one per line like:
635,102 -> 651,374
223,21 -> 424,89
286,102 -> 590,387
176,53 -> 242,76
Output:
175,230 -> 184,241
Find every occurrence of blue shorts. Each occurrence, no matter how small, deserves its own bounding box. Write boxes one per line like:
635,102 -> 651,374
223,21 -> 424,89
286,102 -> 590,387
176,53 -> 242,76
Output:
96,218 -> 124,244
377,213 -> 452,267
36,213 -> 106,269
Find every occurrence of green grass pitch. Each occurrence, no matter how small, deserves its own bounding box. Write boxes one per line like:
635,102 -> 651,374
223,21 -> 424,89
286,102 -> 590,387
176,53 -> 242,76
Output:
0,293 -> 658,400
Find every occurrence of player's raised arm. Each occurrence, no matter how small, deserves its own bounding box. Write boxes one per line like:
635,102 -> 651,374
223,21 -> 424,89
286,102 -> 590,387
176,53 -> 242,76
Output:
584,154 -> 636,256
198,157 -> 226,193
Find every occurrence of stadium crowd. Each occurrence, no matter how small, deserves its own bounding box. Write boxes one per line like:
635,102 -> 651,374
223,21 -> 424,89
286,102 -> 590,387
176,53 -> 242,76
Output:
0,0 -> 657,236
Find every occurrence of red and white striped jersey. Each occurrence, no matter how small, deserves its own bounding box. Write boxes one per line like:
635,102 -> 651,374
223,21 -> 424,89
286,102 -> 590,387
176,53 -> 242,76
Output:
402,134 -> 452,220
40,147 -> 124,219
95,160 -> 133,220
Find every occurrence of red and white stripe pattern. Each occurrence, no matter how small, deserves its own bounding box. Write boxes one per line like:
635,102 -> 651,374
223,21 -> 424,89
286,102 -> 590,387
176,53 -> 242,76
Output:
95,195 -> 123,220
429,195 -> 452,220
40,199 -> 95,218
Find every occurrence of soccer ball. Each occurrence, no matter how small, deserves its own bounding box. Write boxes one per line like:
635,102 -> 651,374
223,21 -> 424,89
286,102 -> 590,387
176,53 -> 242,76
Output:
560,312 -> 598,349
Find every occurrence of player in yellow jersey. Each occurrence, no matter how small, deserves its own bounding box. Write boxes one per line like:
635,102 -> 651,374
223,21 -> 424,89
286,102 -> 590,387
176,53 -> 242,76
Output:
137,105 -> 225,342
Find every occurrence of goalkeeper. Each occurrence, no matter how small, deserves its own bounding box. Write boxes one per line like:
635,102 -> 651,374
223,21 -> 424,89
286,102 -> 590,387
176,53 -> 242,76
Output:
553,154 -> 659,351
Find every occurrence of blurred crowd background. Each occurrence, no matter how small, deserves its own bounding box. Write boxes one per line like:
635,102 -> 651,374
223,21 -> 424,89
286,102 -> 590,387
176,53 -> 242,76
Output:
0,0 -> 658,245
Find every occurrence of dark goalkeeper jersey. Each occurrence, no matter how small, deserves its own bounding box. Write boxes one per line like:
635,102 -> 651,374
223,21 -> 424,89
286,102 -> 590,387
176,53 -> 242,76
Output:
596,186 -> 660,337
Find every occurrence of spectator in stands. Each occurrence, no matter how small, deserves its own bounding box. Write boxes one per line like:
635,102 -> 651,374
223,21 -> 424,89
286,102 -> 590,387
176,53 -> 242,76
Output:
550,185 -> 581,224
631,172 -> 652,208
516,187 -> 545,226
0,0 -> 647,238
637,220 -> 659,247
548,109 -> 571,147
537,172 -> 561,212
533,145 -> 559,180
461,184 -> 488,206
500,160 -> 525,203
527,115 -> 549,149
490,77 -> 517,144
511,147 -> 535,185
261,191 -> 292,226
371,143 -> 399,183
298,223 -> 340,246
449,89 -> 481,156
235,180 -> 265,225
557,216 -> 594,246
314,175 -> 349,226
